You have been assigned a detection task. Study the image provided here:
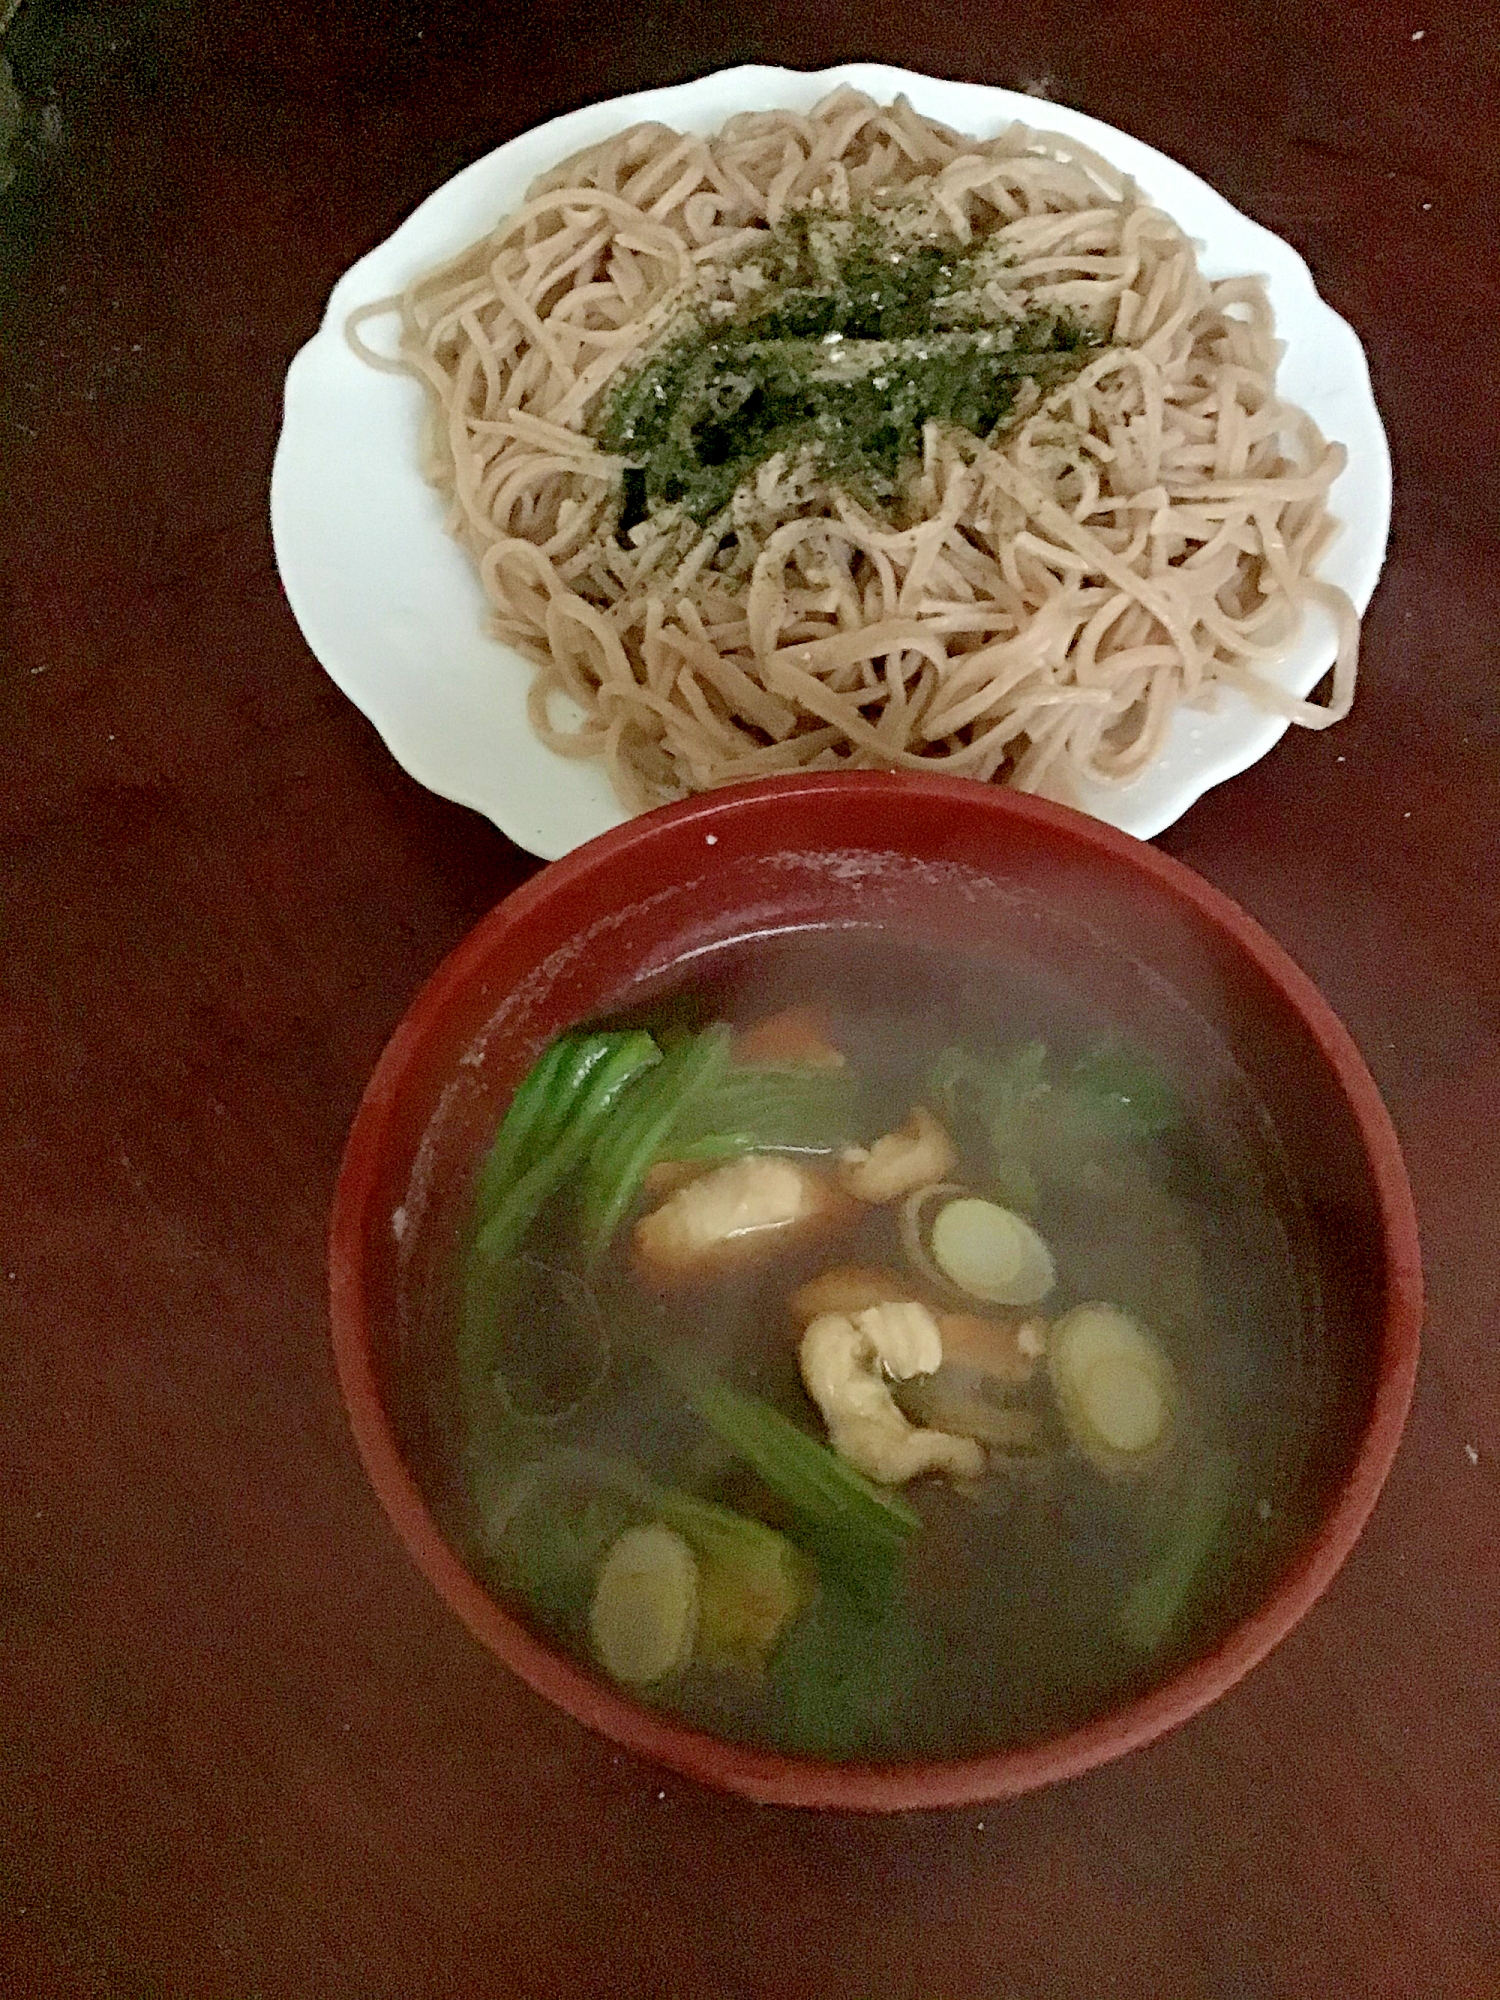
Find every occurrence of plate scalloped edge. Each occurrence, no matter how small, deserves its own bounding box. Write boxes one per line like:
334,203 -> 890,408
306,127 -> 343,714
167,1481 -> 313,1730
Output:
271,62 -> 1392,861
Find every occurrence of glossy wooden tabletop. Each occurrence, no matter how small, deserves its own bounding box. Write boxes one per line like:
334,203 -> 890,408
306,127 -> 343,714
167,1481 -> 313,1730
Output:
3,2 -> 1497,1993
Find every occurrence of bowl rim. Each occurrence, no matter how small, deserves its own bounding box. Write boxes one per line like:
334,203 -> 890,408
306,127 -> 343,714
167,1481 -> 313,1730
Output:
328,772 -> 1423,1811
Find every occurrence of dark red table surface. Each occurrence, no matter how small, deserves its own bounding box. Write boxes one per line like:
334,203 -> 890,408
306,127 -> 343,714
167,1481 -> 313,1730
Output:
3,2 -> 1498,1994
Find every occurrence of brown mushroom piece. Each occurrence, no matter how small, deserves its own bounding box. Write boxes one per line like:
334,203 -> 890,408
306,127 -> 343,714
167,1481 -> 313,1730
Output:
788,1263 -> 915,1326
896,1313 -> 1049,1458
837,1106 -> 958,1204
734,1005 -> 846,1069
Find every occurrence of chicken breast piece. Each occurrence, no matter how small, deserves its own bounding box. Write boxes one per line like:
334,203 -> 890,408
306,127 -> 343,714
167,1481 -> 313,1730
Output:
634,1154 -> 848,1279
935,1312 -> 1046,1386
798,1302 -> 986,1486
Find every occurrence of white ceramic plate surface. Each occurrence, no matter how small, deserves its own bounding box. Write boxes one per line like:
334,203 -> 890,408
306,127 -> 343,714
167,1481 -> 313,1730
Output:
271,63 -> 1391,860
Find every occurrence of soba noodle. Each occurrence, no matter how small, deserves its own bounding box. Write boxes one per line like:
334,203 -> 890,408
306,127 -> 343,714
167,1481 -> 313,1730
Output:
349,90 -> 1358,811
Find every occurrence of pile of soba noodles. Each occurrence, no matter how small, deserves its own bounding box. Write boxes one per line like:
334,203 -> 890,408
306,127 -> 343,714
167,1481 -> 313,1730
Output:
350,90 -> 1358,811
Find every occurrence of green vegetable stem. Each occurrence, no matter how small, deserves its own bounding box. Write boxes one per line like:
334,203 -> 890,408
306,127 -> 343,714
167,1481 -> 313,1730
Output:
472,1030 -> 662,1256
1118,1448 -> 1233,1651
684,1373 -> 920,1610
578,1025 -> 736,1256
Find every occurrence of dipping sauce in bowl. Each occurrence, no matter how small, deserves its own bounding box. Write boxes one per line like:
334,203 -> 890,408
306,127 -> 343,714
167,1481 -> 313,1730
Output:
330,772 -> 1421,1808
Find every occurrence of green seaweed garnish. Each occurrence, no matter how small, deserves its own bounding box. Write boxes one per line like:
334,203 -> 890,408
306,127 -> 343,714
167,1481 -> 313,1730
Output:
593,205 -> 1099,526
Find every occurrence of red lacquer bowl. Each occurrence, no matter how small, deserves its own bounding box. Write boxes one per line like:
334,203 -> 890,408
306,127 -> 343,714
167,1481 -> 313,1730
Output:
328,773 -> 1422,1810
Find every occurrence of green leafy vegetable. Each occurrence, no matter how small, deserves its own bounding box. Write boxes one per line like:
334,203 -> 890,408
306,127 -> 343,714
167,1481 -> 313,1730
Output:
474,1035 -> 599,1227
576,1027 -> 864,1253
462,1031 -> 661,1386
928,1039 -> 1047,1209
689,1378 -> 919,1538
929,1037 -> 1048,1147
490,1451 -> 810,1676
1118,1449 -> 1232,1651
653,1489 -> 812,1673
770,1579 -> 925,1755
685,1375 -> 918,1607
1068,1041 -> 1180,1140
667,1061 -> 862,1157
494,1458 -> 644,1626
472,1031 -> 662,1263
471,1023 -> 867,1295
925,1036 -> 1180,1210
578,1025 -> 736,1255
929,1038 -> 1049,1129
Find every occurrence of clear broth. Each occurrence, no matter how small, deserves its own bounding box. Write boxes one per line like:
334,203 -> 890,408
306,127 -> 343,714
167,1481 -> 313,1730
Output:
412,927 -> 1327,1762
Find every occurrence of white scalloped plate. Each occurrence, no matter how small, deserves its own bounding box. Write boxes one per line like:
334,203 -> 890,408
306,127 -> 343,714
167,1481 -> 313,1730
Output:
271,63 -> 1391,860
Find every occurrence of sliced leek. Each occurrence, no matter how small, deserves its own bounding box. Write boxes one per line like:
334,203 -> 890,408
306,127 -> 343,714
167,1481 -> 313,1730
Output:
1048,1303 -> 1179,1472
589,1523 -> 700,1685
928,1197 -> 1057,1307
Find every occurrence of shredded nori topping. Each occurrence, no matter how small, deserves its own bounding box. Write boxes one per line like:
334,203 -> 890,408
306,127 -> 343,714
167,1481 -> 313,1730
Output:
593,206 -> 1100,527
